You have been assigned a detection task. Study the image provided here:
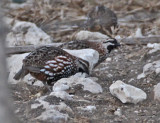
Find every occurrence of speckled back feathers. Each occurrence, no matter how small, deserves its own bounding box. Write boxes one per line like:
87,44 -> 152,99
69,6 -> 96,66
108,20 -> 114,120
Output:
14,46 -> 89,86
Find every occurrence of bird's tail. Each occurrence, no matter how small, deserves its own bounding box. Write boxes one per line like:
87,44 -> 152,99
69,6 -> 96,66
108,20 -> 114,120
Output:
13,68 -> 28,80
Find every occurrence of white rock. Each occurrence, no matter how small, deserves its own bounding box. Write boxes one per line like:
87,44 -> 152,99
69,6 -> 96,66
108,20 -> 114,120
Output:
109,80 -> 147,104
128,78 -> 134,83
84,105 -> 96,112
114,108 -> 122,116
36,104 -> 68,122
154,83 -> 160,101
7,3 -> 31,10
7,53 -> 28,84
53,73 -> 103,94
34,96 -> 72,122
6,21 -> 52,46
137,73 -> 145,80
50,91 -> 73,100
135,28 -> 143,37
7,53 -> 43,86
52,83 -> 69,92
31,81 -> 44,87
65,49 -> 99,72
73,30 -> 109,40
147,43 -> 160,54
156,68 -> 160,74
2,17 -> 15,29
128,28 -> 144,38
105,57 -> 112,62
31,103 -> 42,109
134,110 -> 139,114
77,105 -> 96,112
115,35 -> 122,40
137,60 -> 160,79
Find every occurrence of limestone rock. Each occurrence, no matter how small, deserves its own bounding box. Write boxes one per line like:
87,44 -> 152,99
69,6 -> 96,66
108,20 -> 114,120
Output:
31,96 -> 72,123
77,105 -> 96,112
6,21 -> 52,46
7,53 -> 44,86
135,28 -> 143,37
114,108 -> 122,116
109,80 -> 147,104
73,30 -> 109,41
137,60 -> 160,79
50,91 -> 73,100
154,83 -> 160,101
53,73 -> 103,94
147,43 -> 160,54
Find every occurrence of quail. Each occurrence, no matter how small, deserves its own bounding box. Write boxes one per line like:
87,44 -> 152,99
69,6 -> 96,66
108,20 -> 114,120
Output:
59,38 -> 120,68
14,46 -> 89,86
84,5 -> 117,35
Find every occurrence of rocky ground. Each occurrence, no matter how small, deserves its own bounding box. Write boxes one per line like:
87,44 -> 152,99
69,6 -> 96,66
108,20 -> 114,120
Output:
4,0 -> 160,123
9,44 -> 160,123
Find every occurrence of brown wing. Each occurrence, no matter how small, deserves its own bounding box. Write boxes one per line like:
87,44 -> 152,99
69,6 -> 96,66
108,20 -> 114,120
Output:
23,46 -> 71,67
39,55 -> 78,83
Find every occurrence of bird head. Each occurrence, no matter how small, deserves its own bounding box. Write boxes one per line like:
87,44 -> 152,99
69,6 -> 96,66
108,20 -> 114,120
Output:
103,38 -> 120,53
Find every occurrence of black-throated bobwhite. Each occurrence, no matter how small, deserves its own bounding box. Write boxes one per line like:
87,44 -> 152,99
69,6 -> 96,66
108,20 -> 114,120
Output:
59,38 -> 120,67
14,46 -> 89,86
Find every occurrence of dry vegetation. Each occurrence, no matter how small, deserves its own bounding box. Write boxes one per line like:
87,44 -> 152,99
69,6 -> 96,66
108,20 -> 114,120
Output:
6,0 -> 160,42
